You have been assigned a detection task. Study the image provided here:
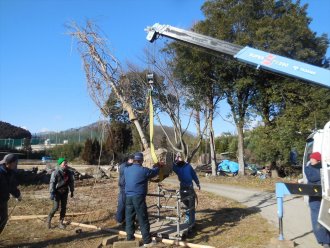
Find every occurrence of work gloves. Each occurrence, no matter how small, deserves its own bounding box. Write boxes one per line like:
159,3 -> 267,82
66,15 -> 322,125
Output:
154,161 -> 165,168
70,191 -> 74,198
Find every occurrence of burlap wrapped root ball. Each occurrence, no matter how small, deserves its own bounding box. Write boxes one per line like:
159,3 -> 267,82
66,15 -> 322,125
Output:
142,148 -> 173,182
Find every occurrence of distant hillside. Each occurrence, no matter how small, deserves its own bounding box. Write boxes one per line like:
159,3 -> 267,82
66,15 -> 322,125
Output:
36,121 -> 196,147
0,121 -> 32,139
36,121 -> 109,144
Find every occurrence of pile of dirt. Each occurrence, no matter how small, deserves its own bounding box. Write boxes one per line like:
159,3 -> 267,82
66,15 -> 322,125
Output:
16,167 -> 51,185
16,166 -> 93,185
84,167 -> 110,179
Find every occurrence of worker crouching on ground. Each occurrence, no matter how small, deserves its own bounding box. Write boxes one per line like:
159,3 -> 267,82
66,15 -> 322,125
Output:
173,153 -> 200,228
124,152 -> 164,247
0,154 -> 22,235
115,154 -> 134,226
47,158 -> 74,229
304,152 -> 330,247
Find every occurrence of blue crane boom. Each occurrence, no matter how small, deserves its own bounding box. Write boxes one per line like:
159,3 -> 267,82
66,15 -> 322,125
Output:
145,23 -> 330,237
145,23 -> 330,89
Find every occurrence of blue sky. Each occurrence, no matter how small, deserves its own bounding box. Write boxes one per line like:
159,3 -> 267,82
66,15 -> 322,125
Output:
0,0 -> 329,136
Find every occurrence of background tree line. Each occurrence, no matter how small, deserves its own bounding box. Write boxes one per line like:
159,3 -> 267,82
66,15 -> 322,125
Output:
2,0 -> 329,172
66,0 -> 329,172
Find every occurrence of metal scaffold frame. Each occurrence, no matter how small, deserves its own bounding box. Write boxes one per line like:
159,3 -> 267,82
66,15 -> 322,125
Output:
146,184 -> 193,240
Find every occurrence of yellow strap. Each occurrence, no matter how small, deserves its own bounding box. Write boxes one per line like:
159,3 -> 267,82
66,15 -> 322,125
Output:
149,91 -> 164,181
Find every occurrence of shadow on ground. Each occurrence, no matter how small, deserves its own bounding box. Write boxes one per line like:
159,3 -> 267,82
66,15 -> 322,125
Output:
187,206 -> 260,244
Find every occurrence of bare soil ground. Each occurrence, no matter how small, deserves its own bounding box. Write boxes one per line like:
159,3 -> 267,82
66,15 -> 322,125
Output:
0,175 -> 276,248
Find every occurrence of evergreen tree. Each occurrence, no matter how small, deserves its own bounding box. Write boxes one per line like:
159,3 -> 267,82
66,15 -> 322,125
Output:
169,0 -> 329,174
82,138 -> 93,164
92,138 -> 101,165
105,121 -> 133,159
0,121 -> 32,139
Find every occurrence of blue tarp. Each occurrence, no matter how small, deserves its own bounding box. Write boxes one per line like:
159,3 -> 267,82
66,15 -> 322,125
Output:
217,160 -> 239,174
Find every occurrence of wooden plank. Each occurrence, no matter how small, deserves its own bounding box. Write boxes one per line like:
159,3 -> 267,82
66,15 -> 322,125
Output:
10,212 -> 92,220
66,221 -> 215,248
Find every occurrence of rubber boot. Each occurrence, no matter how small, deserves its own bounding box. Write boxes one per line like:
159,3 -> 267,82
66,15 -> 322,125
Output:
59,219 -> 65,229
47,216 -> 52,229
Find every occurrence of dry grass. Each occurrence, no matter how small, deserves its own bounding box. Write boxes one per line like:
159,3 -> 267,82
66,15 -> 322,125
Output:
185,190 -> 276,248
0,178 -> 276,248
198,173 -> 299,192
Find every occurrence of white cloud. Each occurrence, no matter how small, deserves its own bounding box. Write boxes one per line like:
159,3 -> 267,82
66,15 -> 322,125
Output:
39,128 -> 50,133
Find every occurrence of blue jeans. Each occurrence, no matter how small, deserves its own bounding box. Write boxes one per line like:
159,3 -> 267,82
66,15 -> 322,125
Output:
115,188 -> 126,223
309,200 -> 330,245
125,195 -> 151,244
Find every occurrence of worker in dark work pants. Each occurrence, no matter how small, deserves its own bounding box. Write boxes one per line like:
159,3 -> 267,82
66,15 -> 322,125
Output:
124,152 -> 163,247
173,153 -> 200,227
115,154 -> 134,226
47,158 -> 74,229
305,152 -> 330,248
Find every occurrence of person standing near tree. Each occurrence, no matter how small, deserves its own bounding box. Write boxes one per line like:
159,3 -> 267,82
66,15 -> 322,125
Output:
173,153 -> 200,227
115,154 -> 134,226
305,152 -> 330,247
47,158 -> 74,229
124,152 -> 163,247
0,154 -> 22,235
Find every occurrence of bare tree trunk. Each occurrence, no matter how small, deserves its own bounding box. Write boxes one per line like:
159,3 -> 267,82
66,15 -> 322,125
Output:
69,22 -> 149,151
236,123 -> 245,176
208,112 -> 217,176
132,119 -> 148,151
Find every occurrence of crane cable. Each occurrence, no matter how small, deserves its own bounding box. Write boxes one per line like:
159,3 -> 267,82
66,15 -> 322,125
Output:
148,40 -> 164,181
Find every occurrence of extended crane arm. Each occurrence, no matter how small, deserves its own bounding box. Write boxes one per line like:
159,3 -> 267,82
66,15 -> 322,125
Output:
145,23 -> 330,89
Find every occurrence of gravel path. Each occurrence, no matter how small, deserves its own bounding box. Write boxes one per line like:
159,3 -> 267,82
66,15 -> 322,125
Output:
165,178 -> 320,248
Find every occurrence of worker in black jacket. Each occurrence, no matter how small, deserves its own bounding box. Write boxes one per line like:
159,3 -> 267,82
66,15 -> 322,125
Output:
0,153 -> 21,235
47,158 -> 74,229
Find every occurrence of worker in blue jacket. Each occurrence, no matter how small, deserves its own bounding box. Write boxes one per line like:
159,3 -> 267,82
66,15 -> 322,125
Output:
115,154 -> 134,225
173,153 -> 200,227
124,152 -> 162,247
0,154 -> 21,235
305,152 -> 330,248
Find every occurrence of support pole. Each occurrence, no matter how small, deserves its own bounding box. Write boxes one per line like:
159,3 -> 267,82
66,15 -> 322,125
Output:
157,184 -> 160,222
177,190 -> 181,238
277,196 -> 284,240
275,182 -> 290,241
